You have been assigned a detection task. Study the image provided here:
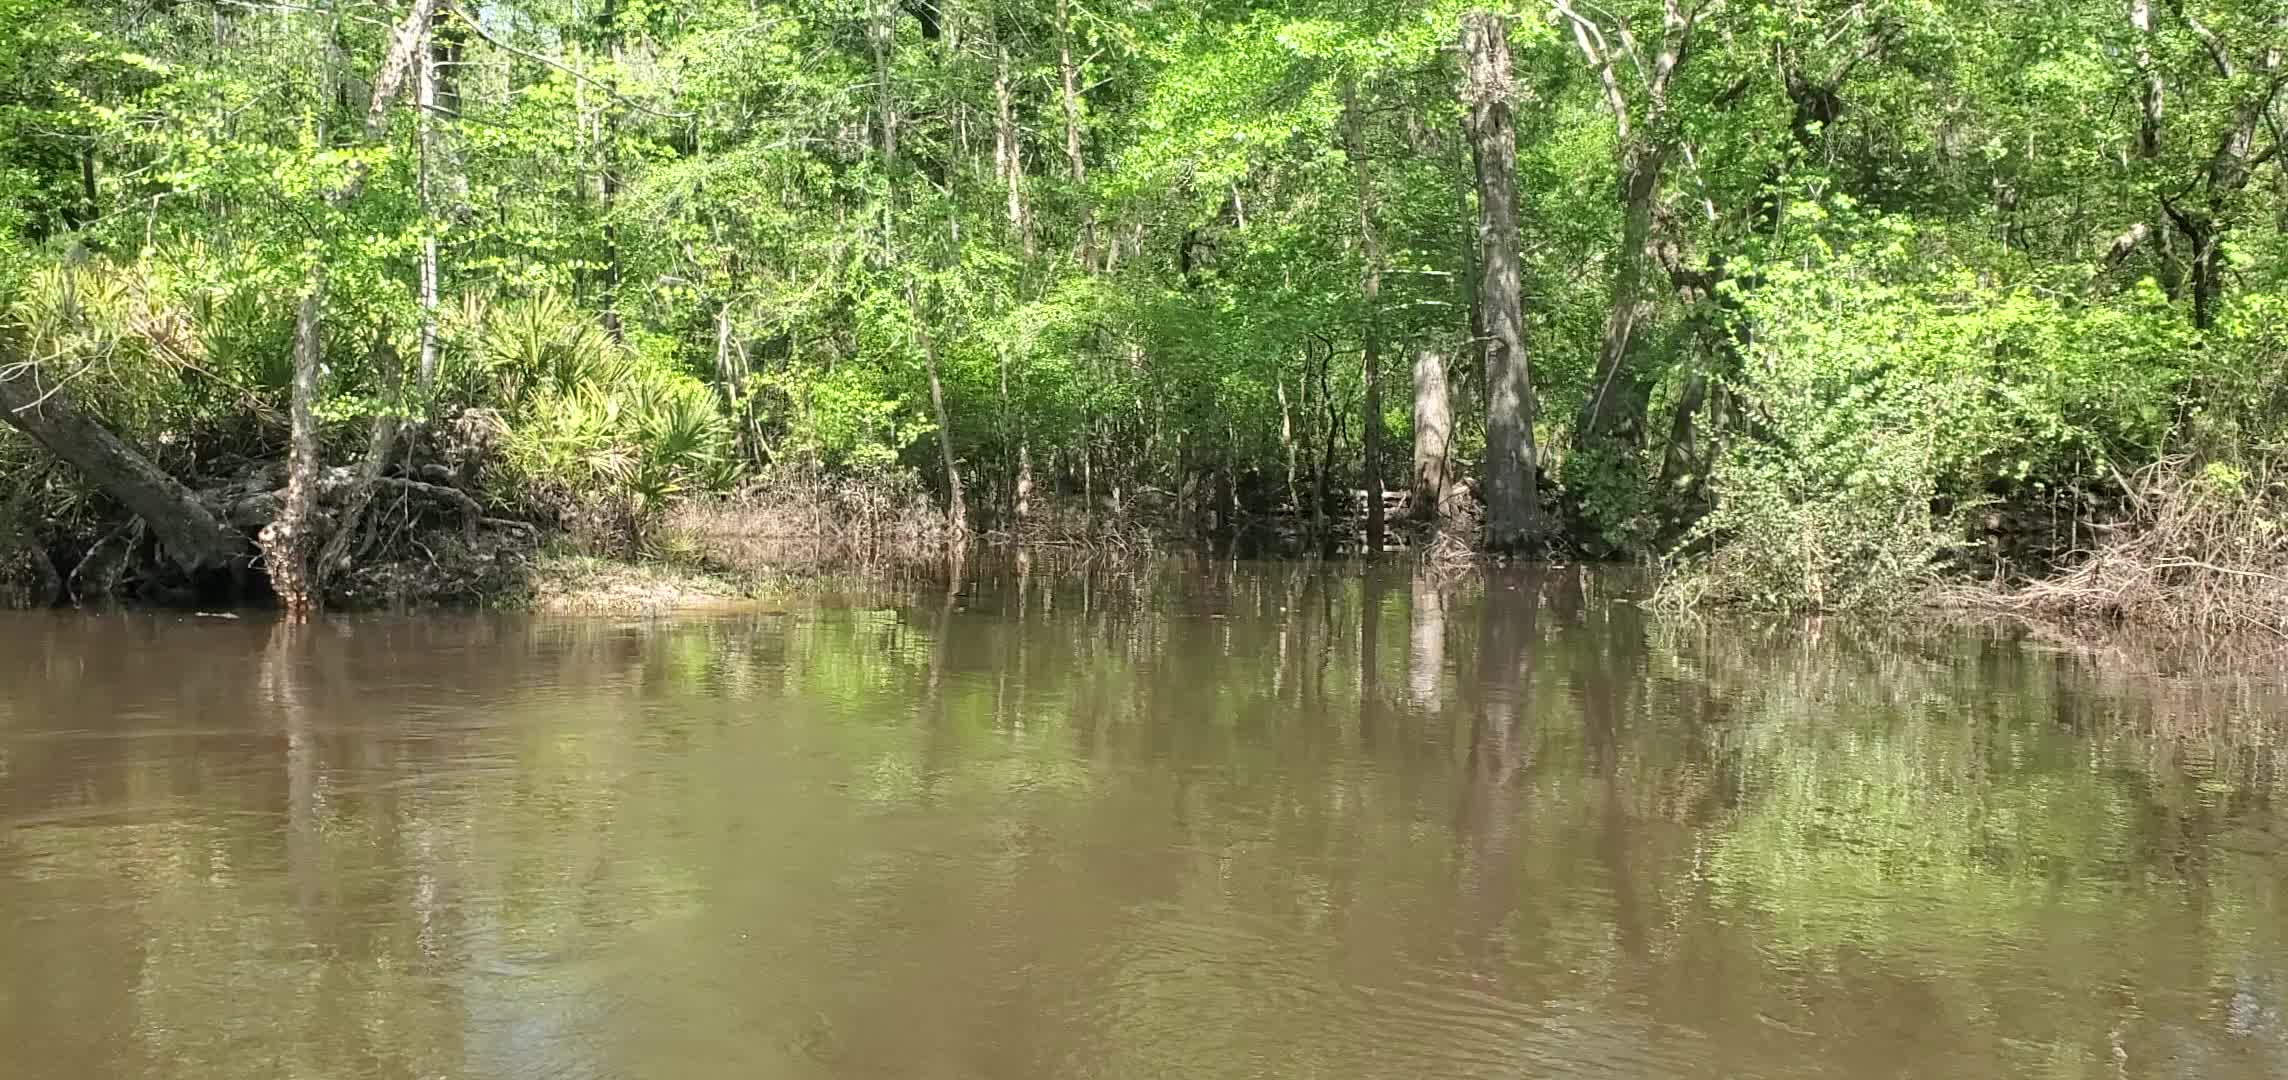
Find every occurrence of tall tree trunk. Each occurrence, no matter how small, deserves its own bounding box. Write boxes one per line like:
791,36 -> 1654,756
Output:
995,39 -> 1034,526
1575,144 -> 1665,447
909,279 -> 968,536
994,45 -> 1033,259
414,24 -> 442,395
1461,12 -> 1537,551
0,363 -> 239,572
2131,0 -> 2163,158
1342,77 -> 1386,555
1055,0 -> 1095,273
596,0 -> 626,341
261,276 -> 326,618
263,0 -> 349,619
1277,375 -> 1299,531
875,0 -> 966,537
1561,0 -> 1692,451
1317,340 -> 1336,553
1015,440 -> 1034,526
309,0 -> 442,600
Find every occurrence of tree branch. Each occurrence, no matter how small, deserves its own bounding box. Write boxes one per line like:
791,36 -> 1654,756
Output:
2186,15 -> 2236,78
441,1 -> 693,119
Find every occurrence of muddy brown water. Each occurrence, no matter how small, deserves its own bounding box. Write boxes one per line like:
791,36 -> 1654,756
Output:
2,561 -> 2285,1079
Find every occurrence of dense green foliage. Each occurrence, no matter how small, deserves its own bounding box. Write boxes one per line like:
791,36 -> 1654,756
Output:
1,0 -> 2283,603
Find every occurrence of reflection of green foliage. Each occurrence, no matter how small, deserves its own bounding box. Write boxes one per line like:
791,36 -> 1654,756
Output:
7,570 -> 2288,1078
1653,614 -> 2288,1070
1709,725 -> 2138,957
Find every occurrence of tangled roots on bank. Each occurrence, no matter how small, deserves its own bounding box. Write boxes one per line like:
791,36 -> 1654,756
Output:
663,466 -> 951,574
1410,490 -> 1483,573
984,494 -> 1159,557
1949,455 -> 2288,638
665,467 -> 1175,576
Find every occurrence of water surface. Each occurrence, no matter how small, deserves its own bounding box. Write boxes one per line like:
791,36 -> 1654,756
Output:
3,561 -> 2285,1078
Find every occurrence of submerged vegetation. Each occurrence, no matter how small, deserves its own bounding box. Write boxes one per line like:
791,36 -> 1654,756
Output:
1,0 -> 2284,620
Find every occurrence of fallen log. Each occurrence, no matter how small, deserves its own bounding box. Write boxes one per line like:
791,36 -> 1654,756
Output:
0,352 -> 243,572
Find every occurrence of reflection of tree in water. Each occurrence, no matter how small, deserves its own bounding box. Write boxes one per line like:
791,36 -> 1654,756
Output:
1647,616 -> 2288,1076
1454,566 -> 1537,963
5,569 -> 2288,1079
1408,563 -> 1446,710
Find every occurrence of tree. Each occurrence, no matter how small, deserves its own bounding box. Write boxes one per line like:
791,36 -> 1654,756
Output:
1462,11 -> 1539,551
1341,76 -> 1387,554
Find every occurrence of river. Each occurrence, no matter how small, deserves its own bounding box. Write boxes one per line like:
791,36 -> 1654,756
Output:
2,560 -> 2284,1078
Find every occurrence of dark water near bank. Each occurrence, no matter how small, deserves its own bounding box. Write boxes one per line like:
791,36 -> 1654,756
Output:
3,561 -> 2285,1079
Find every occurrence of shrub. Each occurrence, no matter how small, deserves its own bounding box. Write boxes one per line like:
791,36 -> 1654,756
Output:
1659,227 -> 2191,611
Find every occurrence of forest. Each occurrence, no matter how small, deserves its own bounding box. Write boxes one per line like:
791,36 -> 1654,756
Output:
2,0 -> 2285,618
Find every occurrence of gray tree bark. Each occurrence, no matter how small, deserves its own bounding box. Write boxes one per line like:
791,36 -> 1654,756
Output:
1341,77 -> 1387,554
1056,0 -> 1096,273
1461,12 -> 1538,551
1411,347 -> 1453,520
874,0 -> 966,537
1560,0 -> 1694,451
268,0 -> 437,617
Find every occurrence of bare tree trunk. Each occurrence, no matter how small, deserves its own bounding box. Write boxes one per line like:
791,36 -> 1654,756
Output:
1055,0 -> 1095,273
1277,375 -> 1299,529
298,0 -> 440,606
0,361 -> 240,572
1411,348 -> 1452,520
875,0 -> 966,538
595,0 -> 626,342
414,20 -> 442,393
321,5 -> 445,591
1342,78 -> 1387,555
1304,345 -> 1329,552
2132,0 -> 2162,158
1576,145 -> 1663,446
1462,12 -> 1537,551
994,46 -> 1033,259
1015,441 -> 1034,526
995,39 -> 1034,526
1317,342 -> 1340,556
909,279 -> 968,536
1561,0 -> 1692,451
261,277 -> 326,618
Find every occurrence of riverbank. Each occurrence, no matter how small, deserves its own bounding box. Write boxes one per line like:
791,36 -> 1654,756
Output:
10,442 -> 2288,647
513,552 -> 781,616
